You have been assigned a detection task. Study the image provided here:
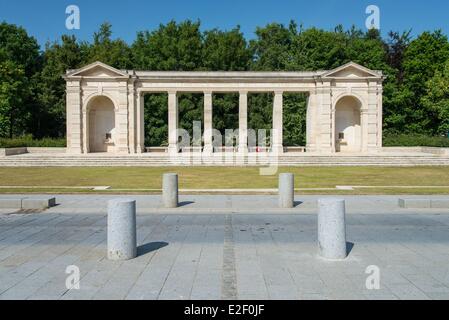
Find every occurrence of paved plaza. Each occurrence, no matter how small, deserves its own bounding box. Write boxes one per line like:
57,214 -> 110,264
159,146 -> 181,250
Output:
1,195 -> 449,300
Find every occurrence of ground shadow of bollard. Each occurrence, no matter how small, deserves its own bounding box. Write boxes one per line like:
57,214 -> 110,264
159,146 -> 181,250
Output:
293,201 -> 303,208
137,242 -> 169,257
346,242 -> 355,256
178,201 -> 195,207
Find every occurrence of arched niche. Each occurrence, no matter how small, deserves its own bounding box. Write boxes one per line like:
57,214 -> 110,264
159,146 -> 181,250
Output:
335,96 -> 362,153
87,95 -> 116,153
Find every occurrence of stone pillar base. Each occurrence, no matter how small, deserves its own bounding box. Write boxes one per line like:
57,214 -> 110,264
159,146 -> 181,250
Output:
305,144 -> 316,153
168,144 -> 179,156
271,145 -> 284,155
202,145 -> 213,155
238,145 -> 248,155
66,147 -> 83,154
318,145 -> 333,154
116,147 -> 130,154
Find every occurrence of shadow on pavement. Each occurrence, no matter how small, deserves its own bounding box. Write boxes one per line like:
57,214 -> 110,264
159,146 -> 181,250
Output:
178,201 -> 195,207
294,201 -> 304,208
137,241 -> 169,257
346,242 -> 355,256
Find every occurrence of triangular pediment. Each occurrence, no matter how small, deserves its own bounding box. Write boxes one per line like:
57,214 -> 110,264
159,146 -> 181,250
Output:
66,61 -> 129,78
322,62 -> 382,78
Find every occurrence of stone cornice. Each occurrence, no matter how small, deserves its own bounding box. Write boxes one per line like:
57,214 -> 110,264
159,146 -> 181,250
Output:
65,62 -> 384,85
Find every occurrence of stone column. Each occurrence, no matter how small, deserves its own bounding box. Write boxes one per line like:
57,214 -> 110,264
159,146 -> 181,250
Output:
136,92 -> 145,153
107,199 -> 137,260
82,103 -> 88,154
331,106 -> 336,153
116,84 -> 131,154
66,80 -> 83,153
361,109 -> 369,152
168,91 -> 179,155
316,83 -> 333,153
306,91 -> 318,153
127,80 -> 136,154
377,86 -> 383,150
367,81 -> 381,152
203,91 -> 213,154
238,91 -> 248,154
272,91 -> 283,154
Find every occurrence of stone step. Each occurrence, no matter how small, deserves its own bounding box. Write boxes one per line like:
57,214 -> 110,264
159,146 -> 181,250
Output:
5,154 -> 447,158
3,156 -> 448,160
2,158 -> 447,162
1,154 -> 448,167
9,159 -> 445,161
1,162 -> 448,166
2,161 -> 448,164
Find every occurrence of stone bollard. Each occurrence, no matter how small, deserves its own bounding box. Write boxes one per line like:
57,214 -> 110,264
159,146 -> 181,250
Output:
278,173 -> 294,208
317,198 -> 347,260
162,173 -> 178,208
107,199 -> 137,260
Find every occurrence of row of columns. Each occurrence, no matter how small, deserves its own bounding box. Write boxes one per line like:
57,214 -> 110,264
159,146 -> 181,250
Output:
157,91 -> 285,155
132,87 -> 381,155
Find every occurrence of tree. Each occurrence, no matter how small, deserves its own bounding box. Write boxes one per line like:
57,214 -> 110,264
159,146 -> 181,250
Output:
85,22 -> 132,69
144,94 -> 168,146
202,27 -> 251,133
247,93 -> 273,141
400,30 -> 449,133
0,22 -> 41,76
1,19 -> 449,146
0,61 -> 28,137
283,93 -> 308,146
422,60 -> 449,135
289,26 -> 347,70
386,30 -> 412,84
403,31 -> 449,96
0,22 -> 40,138
35,35 -> 84,137
132,20 -> 203,71
250,22 -> 294,71
132,21 -> 204,145
202,27 -> 252,71
212,93 -> 239,136
249,22 -> 294,145
382,30 -> 412,134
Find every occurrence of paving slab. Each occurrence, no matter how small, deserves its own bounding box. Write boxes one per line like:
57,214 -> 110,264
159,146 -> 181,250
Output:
0,195 -> 448,300
21,197 -> 56,210
1,194 -> 447,215
399,198 -> 431,209
431,199 -> 449,209
0,198 -> 23,209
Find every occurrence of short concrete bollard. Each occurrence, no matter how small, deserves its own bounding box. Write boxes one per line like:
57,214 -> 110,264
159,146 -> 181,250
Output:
162,173 -> 178,208
317,198 -> 347,260
107,199 -> 137,261
278,173 -> 294,208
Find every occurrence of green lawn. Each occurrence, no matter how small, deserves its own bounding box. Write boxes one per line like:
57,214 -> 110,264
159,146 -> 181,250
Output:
0,166 -> 449,194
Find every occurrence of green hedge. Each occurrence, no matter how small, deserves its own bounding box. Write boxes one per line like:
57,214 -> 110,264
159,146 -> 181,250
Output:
383,134 -> 449,147
0,135 -> 66,148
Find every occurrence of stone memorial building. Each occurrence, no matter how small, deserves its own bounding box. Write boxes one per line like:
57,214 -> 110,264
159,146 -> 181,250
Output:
64,61 -> 384,155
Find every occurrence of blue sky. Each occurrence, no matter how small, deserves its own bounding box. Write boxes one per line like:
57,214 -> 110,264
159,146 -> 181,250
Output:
1,0 -> 448,47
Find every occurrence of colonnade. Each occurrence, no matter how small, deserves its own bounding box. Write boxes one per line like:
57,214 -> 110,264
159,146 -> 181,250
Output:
141,90 -> 284,155
64,61 -> 384,155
